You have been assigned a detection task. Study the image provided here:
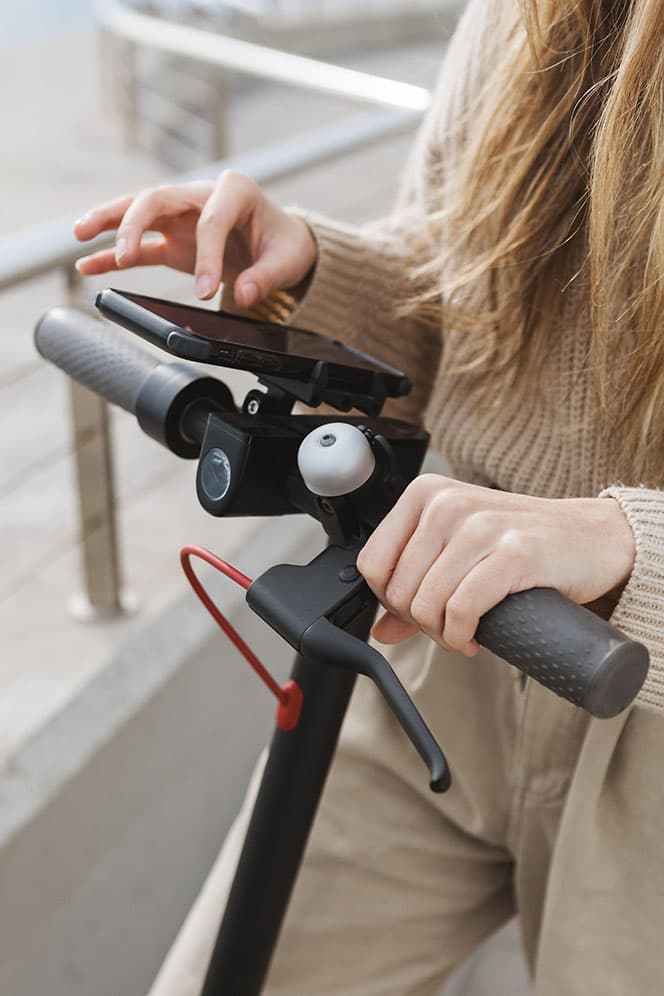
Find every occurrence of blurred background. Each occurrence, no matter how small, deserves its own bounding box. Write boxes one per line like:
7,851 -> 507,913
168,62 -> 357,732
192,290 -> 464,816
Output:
0,2 -> 530,994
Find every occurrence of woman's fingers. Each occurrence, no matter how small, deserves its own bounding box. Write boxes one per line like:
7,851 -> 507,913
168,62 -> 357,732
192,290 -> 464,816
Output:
406,518 -> 496,637
371,613 -> 419,645
194,171 -> 258,300
356,480 -> 433,604
380,521 -> 445,625
75,249 -> 121,276
235,234 -> 307,307
113,186 -> 189,267
72,174 -> 316,305
75,181 -> 213,256
440,556 -> 514,654
233,260 -> 269,309
73,174 -> 318,309
74,195 -> 134,242
370,511 -> 503,653
75,239 -> 169,275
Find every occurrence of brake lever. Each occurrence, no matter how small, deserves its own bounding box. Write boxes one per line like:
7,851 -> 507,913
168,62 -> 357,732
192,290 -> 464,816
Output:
300,618 -> 450,792
246,544 -> 451,792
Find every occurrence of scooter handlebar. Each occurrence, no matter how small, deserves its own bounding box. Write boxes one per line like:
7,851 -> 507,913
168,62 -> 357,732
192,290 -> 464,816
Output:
35,306 -> 159,415
476,587 -> 648,718
36,307 -> 649,722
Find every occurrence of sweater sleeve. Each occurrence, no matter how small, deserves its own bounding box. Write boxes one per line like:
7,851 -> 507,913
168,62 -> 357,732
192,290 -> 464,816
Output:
240,0 -> 503,425
598,485 -> 664,711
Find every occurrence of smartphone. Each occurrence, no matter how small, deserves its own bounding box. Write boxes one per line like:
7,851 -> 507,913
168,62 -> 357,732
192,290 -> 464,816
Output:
96,289 -> 410,405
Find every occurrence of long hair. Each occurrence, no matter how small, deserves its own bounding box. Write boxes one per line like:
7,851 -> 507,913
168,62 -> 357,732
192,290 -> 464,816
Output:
407,0 -> 664,484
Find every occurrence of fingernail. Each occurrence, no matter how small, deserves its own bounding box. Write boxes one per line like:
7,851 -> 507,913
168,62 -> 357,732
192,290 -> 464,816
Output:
115,238 -> 129,262
241,281 -> 258,307
196,274 -> 212,299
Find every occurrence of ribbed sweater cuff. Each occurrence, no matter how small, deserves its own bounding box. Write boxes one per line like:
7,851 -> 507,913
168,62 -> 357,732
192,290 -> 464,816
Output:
598,485 -> 664,710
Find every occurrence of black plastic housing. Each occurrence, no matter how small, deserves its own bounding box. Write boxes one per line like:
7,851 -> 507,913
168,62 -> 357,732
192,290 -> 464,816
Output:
136,362 -> 235,458
195,411 -> 429,518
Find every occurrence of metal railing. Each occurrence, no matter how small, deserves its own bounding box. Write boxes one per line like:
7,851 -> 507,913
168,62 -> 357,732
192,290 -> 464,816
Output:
99,1 -> 431,111
1,4 -> 433,618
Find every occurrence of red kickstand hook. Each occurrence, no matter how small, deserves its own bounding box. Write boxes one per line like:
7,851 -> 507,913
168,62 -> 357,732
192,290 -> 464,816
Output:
180,545 -> 304,732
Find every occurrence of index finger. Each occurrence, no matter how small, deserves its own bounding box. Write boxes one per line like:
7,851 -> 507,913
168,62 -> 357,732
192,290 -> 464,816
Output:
194,172 -> 258,299
356,484 -> 426,603
74,195 -> 134,242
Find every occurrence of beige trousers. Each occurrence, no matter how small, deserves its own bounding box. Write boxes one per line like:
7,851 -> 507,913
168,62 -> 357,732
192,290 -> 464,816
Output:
148,634 -> 664,996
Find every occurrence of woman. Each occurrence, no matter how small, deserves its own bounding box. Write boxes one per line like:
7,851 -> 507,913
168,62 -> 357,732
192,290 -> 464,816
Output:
75,1 -> 664,992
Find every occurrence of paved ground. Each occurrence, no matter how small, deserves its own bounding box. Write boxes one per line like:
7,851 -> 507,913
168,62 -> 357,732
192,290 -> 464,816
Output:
0,17 -> 530,996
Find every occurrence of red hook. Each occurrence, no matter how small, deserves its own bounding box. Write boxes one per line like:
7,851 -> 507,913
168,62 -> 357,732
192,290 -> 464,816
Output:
180,545 -> 303,732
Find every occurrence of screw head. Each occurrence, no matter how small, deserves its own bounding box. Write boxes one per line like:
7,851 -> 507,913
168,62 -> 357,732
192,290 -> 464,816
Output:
247,398 -> 260,415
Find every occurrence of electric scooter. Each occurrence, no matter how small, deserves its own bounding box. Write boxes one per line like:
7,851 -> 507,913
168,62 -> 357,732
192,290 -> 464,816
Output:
35,303 -> 649,995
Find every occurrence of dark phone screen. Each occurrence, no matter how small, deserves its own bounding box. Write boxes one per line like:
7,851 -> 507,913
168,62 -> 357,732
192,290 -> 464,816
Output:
119,291 -> 386,372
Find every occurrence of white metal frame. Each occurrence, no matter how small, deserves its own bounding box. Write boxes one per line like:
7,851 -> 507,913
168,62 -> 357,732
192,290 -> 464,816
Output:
98,0 -> 431,110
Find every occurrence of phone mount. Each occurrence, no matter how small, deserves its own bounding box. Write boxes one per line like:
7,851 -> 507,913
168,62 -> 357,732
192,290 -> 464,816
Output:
95,287 -> 411,417
241,362 -> 403,417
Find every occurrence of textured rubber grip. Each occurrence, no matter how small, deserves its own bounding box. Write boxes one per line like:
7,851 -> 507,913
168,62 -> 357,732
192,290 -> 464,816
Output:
475,588 -> 649,718
35,306 -> 159,415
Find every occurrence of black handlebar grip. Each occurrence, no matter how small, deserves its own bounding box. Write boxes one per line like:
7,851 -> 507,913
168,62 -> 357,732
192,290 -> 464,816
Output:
35,306 -> 159,415
475,588 -> 649,718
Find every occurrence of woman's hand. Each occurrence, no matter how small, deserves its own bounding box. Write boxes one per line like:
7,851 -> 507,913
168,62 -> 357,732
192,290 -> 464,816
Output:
73,171 -> 318,309
356,475 -> 636,656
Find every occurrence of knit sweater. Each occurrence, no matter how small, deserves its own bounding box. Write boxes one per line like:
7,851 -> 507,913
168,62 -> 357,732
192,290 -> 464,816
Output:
255,0 -> 664,713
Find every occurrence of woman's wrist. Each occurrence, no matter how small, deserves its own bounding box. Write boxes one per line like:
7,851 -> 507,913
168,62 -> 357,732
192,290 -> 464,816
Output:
597,495 -> 636,590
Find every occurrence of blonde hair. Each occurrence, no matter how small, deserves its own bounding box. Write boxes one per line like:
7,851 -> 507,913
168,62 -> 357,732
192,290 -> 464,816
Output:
407,0 -> 664,484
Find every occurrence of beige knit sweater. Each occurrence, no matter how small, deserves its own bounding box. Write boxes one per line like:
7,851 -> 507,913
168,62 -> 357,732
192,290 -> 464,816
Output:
258,0 -> 664,713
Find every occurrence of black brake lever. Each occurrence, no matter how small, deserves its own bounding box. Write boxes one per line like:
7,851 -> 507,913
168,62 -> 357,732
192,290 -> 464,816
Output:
246,544 -> 451,792
300,618 -> 450,792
